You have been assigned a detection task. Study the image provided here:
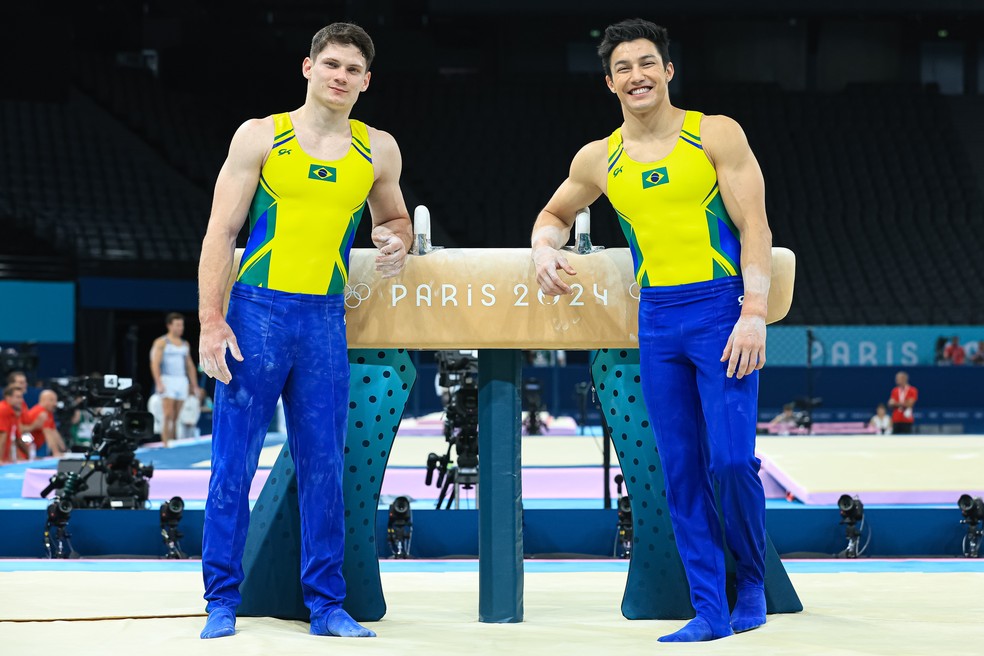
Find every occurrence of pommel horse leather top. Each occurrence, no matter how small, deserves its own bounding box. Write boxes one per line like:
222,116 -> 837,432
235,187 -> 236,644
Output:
228,247 -> 795,349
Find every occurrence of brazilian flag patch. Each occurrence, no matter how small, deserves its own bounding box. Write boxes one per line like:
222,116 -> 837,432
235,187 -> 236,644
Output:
308,164 -> 337,182
642,167 -> 669,189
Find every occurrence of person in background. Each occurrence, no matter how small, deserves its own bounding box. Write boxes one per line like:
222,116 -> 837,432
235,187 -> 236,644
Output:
6,371 -> 40,408
0,384 -> 34,461
963,339 -> 982,365
150,312 -> 201,446
942,336 -> 965,366
769,403 -> 798,435
868,403 -> 892,435
887,371 -> 918,434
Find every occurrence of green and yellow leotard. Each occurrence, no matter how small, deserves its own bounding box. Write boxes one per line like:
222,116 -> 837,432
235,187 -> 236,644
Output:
607,110 -> 741,287
237,113 -> 375,295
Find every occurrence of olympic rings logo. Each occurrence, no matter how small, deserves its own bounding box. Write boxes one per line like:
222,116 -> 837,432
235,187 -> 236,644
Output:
628,282 -> 641,300
344,283 -> 371,309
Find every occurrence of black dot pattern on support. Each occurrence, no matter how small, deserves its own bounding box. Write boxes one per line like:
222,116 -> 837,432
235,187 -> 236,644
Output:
340,348 -> 417,621
591,348 -> 693,620
238,442 -> 304,620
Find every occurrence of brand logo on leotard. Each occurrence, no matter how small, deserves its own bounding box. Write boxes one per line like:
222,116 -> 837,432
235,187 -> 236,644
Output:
308,164 -> 337,182
344,283 -> 371,308
277,148 -> 292,156
612,166 -> 624,177
641,167 -> 669,189
738,295 -> 744,305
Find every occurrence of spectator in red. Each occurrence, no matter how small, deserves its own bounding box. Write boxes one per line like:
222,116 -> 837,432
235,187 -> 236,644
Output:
887,371 -> 918,434
23,390 -> 66,458
6,370 -> 40,407
943,336 -> 966,366
0,384 -> 30,462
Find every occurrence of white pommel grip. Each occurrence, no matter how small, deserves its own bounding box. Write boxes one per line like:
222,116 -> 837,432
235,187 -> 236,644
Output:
414,205 -> 431,238
574,207 -> 590,241
413,205 -> 440,254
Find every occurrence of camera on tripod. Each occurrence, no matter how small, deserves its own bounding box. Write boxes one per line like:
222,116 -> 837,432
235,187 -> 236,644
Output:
426,351 -> 479,509
613,474 -> 633,558
39,376 -> 155,558
793,396 -> 823,431
40,376 -> 155,507
522,378 -> 547,436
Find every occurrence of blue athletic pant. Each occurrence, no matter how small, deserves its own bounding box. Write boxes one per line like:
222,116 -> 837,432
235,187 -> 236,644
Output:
637,277 -> 766,633
202,282 -> 350,619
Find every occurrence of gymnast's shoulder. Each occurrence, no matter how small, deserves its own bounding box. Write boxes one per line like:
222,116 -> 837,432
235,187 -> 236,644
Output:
569,138 -> 609,184
697,114 -> 752,154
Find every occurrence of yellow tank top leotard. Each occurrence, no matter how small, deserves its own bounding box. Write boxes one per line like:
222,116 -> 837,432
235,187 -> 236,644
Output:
606,110 -> 741,287
237,112 -> 375,295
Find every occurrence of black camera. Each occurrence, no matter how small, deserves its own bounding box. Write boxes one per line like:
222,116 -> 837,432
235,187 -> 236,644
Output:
436,350 -> 479,434
41,376 -> 154,511
522,378 -> 546,435
614,474 -> 633,559
387,496 -> 413,558
958,494 -> 984,558
427,351 -> 480,509
160,496 -> 187,559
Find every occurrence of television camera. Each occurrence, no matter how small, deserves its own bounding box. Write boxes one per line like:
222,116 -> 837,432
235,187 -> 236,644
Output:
41,375 -> 155,505
425,350 -> 479,509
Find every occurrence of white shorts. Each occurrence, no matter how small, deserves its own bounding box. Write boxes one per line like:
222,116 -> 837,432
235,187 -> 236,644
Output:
161,374 -> 189,401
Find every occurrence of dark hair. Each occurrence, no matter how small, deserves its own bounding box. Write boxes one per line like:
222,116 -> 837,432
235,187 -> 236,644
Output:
3,384 -> 20,398
6,371 -> 25,384
597,18 -> 670,77
310,22 -> 375,70
166,312 -> 184,325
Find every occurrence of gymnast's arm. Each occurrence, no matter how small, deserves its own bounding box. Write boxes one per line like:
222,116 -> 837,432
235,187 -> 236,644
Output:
197,118 -> 271,384
703,114 -> 773,379
531,140 -> 606,295
150,337 -> 165,394
366,128 -> 412,278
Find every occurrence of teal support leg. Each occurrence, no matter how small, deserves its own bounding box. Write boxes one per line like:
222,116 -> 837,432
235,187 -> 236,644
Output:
477,349 -> 524,623
591,348 -> 802,620
238,349 -> 415,621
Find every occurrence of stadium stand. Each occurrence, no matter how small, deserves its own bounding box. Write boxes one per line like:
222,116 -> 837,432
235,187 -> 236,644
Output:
3,52 -> 982,321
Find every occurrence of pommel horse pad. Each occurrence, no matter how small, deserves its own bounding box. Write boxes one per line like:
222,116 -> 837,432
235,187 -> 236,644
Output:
227,246 -> 795,350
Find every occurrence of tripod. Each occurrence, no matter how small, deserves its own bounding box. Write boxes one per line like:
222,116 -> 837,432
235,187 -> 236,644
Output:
43,522 -> 77,559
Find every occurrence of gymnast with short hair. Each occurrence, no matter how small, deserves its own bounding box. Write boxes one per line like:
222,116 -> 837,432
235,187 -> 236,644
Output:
531,18 -> 774,643
196,22 -> 412,640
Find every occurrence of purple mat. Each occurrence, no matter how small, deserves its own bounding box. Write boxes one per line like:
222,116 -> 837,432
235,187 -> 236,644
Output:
397,419 -> 583,437
23,468 -> 271,501
396,426 -> 583,436
22,464 -> 787,502
20,467 -> 622,501
759,469 -> 789,499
